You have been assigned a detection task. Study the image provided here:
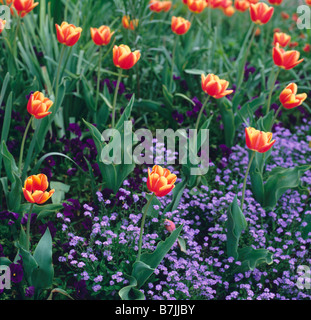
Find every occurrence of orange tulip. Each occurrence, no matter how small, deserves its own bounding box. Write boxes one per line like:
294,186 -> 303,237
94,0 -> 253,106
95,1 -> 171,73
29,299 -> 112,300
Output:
272,43 -> 304,70
171,16 -> 191,35
306,0 -> 311,5
268,0 -> 282,4
247,0 -> 259,3
13,0 -> 38,17
23,174 -> 55,205
187,0 -> 206,13
0,19 -> 6,34
273,32 -> 291,47
147,165 -> 177,197
245,127 -> 275,153
234,0 -> 250,12
90,26 -> 114,46
27,91 -> 53,119
201,73 -> 233,99
113,44 -> 141,70
122,15 -> 139,30
149,0 -> 172,12
55,22 -> 82,46
249,2 -> 274,25
279,83 -> 307,109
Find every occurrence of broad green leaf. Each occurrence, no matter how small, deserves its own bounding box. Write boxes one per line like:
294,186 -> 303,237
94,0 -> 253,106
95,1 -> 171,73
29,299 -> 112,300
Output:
50,181 -> 70,204
132,224 -> 183,289
143,194 -> 162,218
236,246 -> 273,272
263,165 -> 311,210
31,227 -> 54,291
118,275 -> 145,301
226,195 -> 247,260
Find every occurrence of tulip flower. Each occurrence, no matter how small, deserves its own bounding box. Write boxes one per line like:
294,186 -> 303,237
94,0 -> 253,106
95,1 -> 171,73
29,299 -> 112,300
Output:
55,22 -> 82,47
201,73 -> 233,99
279,83 -> 307,109
23,174 -> 55,205
273,32 -> 291,47
164,219 -> 176,233
171,16 -> 191,35
272,43 -> 304,70
13,0 -> 38,17
234,0 -> 250,12
223,5 -> 235,16
268,0 -> 282,4
147,165 -> 177,197
149,0 -> 172,12
249,2 -> 274,25
306,0 -> 311,5
247,0 -> 259,3
187,0 -> 206,13
122,15 -> 139,30
27,91 -> 53,119
113,44 -> 141,70
90,26 -> 114,46
245,127 -> 275,153
0,19 -> 6,33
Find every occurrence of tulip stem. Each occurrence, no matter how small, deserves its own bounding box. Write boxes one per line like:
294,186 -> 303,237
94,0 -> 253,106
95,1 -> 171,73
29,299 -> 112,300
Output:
26,203 -> 34,252
137,193 -> 155,262
54,45 -> 66,102
266,67 -> 281,115
195,96 -> 210,131
169,36 -> 178,93
111,69 -> 123,128
270,105 -> 282,131
241,150 -> 256,211
95,46 -> 103,112
18,116 -> 33,174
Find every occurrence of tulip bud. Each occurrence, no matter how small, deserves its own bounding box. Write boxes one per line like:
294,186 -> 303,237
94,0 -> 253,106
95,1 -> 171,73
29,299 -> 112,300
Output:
249,3 -> 274,25
164,219 -> 176,233
171,16 -> 191,35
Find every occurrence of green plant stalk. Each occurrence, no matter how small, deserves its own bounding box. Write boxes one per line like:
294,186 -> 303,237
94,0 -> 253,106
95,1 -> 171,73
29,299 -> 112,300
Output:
137,193 -> 155,262
195,96 -> 210,131
269,105 -> 282,131
236,23 -> 257,92
13,15 -> 21,57
54,45 -> 66,102
26,203 -> 34,252
169,36 -> 178,93
111,68 -> 123,128
266,68 -> 281,115
18,116 -> 33,174
95,46 -> 103,112
241,150 -> 256,211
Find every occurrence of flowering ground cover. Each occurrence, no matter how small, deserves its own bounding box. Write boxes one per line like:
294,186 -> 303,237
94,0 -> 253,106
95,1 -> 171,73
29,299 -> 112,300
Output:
0,0 -> 311,303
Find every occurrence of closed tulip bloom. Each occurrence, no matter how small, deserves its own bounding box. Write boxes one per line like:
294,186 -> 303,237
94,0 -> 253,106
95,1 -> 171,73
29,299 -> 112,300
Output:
268,0 -> 282,4
223,5 -> 235,16
13,0 -> 38,17
273,32 -> 291,47
171,16 -> 191,35
113,44 -> 141,70
303,43 -> 311,52
55,22 -> 82,46
23,174 -> 55,205
147,165 -> 177,197
122,15 -> 139,30
0,19 -> 6,33
164,219 -> 176,233
234,0 -> 250,12
279,83 -> 307,109
90,26 -> 114,46
201,73 -> 233,99
250,2 -> 274,25
27,91 -> 53,119
245,127 -> 276,153
273,43 -> 304,70
187,0 -> 206,13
